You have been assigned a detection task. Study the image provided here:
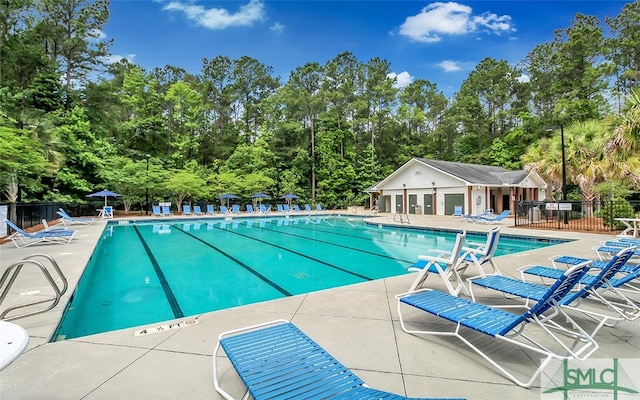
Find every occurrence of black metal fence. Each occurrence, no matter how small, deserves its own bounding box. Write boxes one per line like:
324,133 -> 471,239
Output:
1,201 -> 111,231
514,200 -> 640,233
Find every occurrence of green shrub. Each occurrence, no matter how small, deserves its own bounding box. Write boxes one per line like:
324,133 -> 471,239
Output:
596,199 -> 635,228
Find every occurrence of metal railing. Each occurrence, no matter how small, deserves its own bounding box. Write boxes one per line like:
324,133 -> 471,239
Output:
514,200 -> 640,233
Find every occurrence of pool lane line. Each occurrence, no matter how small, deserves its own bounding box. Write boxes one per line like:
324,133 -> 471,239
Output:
133,225 -> 184,319
254,223 -> 417,265
171,225 -> 293,296
206,224 -> 375,281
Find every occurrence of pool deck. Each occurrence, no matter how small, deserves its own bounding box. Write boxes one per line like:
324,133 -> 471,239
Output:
1,212 -> 639,399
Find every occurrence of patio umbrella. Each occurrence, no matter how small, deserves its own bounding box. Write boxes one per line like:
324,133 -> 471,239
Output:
86,189 -> 122,207
280,193 -> 299,206
218,193 -> 240,207
251,192 -> 270,205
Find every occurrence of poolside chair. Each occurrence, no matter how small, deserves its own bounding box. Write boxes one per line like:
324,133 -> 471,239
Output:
245,204 -> 255,214
206,205 -> 216,215
458,226 -> 502,275
5,219 -> 76,248
213,319 -> 464,400
101,206 -> 113,219
276,204 -> 284,212
152,205 -> 163,217
57,208 -> 95,225
293,204 -> 301,212
396,262 -> 596,388
452,205 -> 463,217
316,204 -> 324,212
41,219 -> 68,232
461,209 -> 493,222
161,205 -> 173,216
193,205 -> 204,215
231,204 -> 240,214
220,205 -> 231,215
407,231 -> 468,295
182,205 -> 192,215
283,204 -> 292,213
468,248 -> 638,336
476,210 -> 510,224
304,204 -> 312,212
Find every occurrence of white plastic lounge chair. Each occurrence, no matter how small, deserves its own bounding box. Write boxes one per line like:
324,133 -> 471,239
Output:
57,208 -> 95,225
396,262 -> 596,388
407,231 -> 468,295
152,205 -> 163,216
193,205 -> 204,215
452,205 -> 463,217
182,205 -> 192,215
458,226 -> 501,275
5,219 -> 76,248
206,205 -> 216,215
213,320 -> 464,400
476,210 -> 510,224
469,247 -> 638,336
161,206 -> 173,216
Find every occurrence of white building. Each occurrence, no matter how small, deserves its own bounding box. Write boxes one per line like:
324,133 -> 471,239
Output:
367,158 -> 547,216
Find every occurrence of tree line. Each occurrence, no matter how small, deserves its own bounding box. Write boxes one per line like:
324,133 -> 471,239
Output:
1,0 -> 639,213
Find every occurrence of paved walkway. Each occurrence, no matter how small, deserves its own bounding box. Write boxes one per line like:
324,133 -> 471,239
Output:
1,213 -> 638,399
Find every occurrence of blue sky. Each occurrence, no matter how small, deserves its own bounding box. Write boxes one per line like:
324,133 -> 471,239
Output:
103,0 -> 630,97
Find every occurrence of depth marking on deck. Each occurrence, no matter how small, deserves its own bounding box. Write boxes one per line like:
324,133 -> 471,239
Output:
135,318 -> 199,337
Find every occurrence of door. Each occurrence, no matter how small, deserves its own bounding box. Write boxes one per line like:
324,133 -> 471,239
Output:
379,196 -> 388,213
395,195 -> 403,213
423,194 -> 433,215
408,194 -> 417,214
444,193 -> 464,215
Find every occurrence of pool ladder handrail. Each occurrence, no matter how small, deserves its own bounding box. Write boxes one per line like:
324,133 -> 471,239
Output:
0,254 -> 68,321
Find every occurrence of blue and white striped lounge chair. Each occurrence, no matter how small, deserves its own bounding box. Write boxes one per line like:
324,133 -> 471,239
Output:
293,204 -> 301,212
193,205 -> 204,215
152,206 -> 163,217
276,204 -> 284,212
213,320 -> 465,400
458,226 -> 501,276
476,210 -> 510,224
246,204 -> 255,213
206,205 -> 216,215
316,204 -> 323,212
161,206 -> 173,216
407,231 -> 468,295
5,219 -> 76,248
283,204 -> 292,213
304,204 -> 312,212
182,205 -> 192,215
220,205 -> 231,215
231,204 -> 240,214
396,262 -> 596,388
469,247 -> 638,336
57,208 -> 95,225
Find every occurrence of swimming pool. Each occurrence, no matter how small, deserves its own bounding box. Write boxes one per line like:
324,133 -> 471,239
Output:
53,215 -> 562,340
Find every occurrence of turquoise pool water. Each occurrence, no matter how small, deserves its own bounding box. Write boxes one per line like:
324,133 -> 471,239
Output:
53,215 -> 562,340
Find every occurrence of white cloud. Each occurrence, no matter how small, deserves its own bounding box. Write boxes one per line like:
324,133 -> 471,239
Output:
398,2 -> 514,43
163,0 -> 265,30
388,71 -> 413,88
102,54 -> 136,64
517,74 -> 530,83
270,22 -> 284,34
437,60 -> 462,72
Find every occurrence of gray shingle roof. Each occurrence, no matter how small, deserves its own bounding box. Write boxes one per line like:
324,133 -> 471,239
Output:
416,158 -> 529,185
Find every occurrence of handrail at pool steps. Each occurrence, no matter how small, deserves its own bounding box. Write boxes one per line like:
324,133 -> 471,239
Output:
0,254 -> 68,321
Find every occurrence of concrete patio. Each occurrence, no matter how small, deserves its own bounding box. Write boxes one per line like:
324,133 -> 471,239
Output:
1,213 -> 638,399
